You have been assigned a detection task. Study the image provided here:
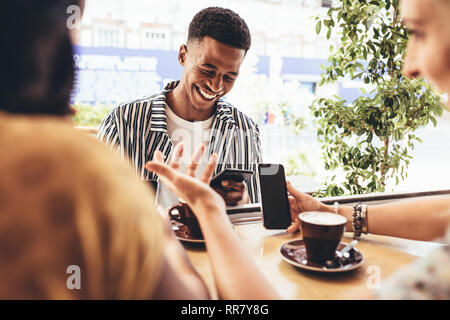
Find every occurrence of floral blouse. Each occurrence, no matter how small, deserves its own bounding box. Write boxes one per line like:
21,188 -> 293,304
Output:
376,226 -> 450,300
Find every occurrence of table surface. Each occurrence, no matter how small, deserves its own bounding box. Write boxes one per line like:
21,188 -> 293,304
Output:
184,220 -> 443,300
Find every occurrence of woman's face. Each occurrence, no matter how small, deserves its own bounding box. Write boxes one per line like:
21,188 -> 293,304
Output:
401,0 -> 450,109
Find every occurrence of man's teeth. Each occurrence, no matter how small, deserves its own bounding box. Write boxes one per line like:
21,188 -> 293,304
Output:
198,88 -> 217,100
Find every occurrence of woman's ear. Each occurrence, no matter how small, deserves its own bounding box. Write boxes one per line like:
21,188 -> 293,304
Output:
178,44 -> 187,66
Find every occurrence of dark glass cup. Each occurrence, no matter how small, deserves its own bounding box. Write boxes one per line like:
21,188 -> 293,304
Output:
299,211 -> 347,264
168,200 -> 202,238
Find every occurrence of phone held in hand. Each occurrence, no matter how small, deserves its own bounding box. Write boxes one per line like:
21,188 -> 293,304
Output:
210,168 -> 254,188
258,163 -> 292,229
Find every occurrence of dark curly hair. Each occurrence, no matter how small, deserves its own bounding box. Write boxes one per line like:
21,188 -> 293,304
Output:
187,7 -> 251,52
0,0 -> 80,116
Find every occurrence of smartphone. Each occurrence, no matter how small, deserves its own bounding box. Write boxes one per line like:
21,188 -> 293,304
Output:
258,163 -> 292,229
210,168 -> 254,188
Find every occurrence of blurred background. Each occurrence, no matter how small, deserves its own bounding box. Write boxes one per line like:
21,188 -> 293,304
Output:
71,0 -> 450,193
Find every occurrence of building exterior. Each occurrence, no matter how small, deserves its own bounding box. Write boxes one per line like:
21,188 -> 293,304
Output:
74,0 -> 336,58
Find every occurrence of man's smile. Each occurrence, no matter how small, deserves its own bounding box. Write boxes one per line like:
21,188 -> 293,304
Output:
195,85 -> 219,101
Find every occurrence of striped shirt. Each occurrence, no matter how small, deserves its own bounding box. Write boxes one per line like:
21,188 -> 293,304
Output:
97,81 -> 262,203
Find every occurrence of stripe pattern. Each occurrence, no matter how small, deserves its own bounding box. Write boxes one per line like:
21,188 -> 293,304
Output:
97,81 -> 262,203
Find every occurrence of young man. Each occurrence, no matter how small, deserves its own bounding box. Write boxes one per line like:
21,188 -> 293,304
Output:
97,7 -> 261,208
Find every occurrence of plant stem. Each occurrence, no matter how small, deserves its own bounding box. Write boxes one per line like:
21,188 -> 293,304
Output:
380,137 -> 389,188
380,6 -> 397,190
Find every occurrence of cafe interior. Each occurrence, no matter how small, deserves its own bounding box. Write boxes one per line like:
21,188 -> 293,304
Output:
0,0 -> 449,302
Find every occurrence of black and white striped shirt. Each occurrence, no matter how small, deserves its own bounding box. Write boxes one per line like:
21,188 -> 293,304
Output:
97,81 -> 262,203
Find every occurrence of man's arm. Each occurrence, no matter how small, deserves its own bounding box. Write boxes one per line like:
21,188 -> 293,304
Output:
97,108 -> 120,148
250,123 -> 262,203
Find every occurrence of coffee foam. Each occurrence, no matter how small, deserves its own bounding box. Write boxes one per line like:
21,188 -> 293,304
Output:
299,211 -> 347,226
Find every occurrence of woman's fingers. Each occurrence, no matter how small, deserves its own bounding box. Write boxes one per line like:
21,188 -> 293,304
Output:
200,153 -> 217,183
286,181 -> 304,199
170,142 -> 184,170
286,221 -> 301,234
187,144 -> 206,177
146,161 -> 173,180
152,150 -> 165,163
145,161 -> 178,191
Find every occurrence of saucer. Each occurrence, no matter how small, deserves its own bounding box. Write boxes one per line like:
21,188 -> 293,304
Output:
171,222 -> 204,243
280,239 -> 364,273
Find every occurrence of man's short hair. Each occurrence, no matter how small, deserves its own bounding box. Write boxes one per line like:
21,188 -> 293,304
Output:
187,7 -> 251,52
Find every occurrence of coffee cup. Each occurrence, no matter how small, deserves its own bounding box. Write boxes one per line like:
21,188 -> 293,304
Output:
299,211 -> 347,264
168,200 -> 203,238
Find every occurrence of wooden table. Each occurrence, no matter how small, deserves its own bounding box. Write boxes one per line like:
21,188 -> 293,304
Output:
184,220 -> 443,300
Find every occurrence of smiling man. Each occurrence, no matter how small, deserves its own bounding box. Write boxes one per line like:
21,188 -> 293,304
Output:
97,7 -> 261,208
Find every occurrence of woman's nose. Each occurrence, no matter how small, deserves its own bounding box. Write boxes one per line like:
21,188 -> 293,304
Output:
403,44 -> 421,79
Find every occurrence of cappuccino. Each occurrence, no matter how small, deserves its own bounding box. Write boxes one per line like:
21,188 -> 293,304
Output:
299,211 -> 347,264
299,211 -> 346,226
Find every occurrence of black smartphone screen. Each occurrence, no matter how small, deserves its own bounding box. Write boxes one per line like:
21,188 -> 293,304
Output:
258,163 -> 292,229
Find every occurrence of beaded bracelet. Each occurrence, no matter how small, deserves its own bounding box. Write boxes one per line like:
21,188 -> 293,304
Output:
352,202 -> 368,239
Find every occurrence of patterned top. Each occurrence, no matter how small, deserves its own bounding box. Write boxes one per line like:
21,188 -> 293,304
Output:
376,226 -> 450,300
97,81 -> 262,203
0,112 -> 165,299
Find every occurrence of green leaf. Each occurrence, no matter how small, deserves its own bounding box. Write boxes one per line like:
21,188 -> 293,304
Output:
316,20 -> 322,35
386,1 -> 391,10
430,116 -> 437,126
308,0 -> 441,197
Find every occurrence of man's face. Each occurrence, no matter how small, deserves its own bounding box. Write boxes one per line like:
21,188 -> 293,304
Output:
178,36 -> 246,112
401,0 -> 450,109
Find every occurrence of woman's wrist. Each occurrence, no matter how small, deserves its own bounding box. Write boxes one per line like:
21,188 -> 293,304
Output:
323,204 -> 336,213
324,203 -> 353,230
340,206 -> 354,231
193,194 -> 226,219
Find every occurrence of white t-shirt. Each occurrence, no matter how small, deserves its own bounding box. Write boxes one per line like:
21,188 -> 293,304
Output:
157,106 -> 215,208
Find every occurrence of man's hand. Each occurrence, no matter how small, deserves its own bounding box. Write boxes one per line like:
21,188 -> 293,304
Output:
212,180 -> 250,206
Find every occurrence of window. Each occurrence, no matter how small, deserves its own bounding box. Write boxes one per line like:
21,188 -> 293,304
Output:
74,0 -> 450,196
321,0 -> 333,8
141,30 -> 169,50
95,27 -> 122,47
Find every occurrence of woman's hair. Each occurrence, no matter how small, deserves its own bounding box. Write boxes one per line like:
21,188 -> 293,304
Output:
0,0 -> 78,116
